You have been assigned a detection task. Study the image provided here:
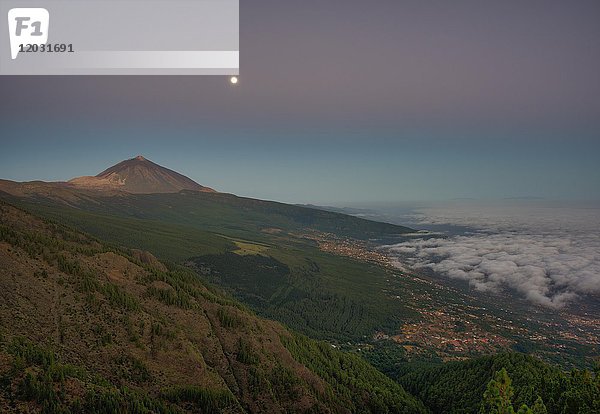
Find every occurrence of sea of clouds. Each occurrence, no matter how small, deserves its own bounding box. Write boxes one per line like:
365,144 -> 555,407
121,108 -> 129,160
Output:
385,201 -> 600,309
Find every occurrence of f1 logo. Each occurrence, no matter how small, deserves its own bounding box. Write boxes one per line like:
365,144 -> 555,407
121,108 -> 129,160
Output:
8,8 -> 49,59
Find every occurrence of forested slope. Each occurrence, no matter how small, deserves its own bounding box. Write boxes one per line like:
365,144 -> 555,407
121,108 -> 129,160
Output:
397,353 -> 599,414
0,200 -> 427,413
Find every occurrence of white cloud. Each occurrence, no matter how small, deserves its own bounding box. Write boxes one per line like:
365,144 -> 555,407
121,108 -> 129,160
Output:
386,202 -> 600,309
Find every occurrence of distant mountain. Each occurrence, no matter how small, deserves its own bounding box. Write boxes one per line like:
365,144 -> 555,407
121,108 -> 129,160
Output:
68,155 -> 215,194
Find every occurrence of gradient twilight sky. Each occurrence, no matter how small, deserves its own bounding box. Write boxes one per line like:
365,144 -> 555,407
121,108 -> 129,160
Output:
1,0 -> 599,204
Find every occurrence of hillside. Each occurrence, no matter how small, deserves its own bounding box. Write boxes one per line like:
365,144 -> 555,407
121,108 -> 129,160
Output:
0,184 -> 417,343
1,181 -> 597,370
0,187 -> 412,243
0,200 -> 427,413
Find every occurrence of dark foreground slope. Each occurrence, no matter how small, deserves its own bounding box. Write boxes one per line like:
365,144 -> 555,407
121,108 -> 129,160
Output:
0,201 -> 426,413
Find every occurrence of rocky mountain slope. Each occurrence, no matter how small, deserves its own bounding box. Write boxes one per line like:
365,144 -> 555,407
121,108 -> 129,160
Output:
69,156 -> 215,194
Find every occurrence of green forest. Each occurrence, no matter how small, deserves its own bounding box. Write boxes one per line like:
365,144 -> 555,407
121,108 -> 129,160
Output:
397,353 -> 599,414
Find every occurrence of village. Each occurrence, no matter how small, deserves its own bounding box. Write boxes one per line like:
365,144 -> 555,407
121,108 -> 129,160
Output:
296,230 -> 393,267
298,229 -> 599,364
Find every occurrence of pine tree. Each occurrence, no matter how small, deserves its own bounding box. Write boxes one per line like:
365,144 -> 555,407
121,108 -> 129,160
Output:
480,368 -> 516,414
531,396 -> 548,414
516,404 -> 533,414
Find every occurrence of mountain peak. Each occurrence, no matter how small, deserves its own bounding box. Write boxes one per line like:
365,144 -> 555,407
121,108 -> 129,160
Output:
68,156 -> 216,194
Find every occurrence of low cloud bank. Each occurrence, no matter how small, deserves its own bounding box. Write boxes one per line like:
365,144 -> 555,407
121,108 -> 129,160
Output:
387,202 -> 600,308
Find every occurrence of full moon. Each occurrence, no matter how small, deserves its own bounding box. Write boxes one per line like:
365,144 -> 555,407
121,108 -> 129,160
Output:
230,76 -> 239,85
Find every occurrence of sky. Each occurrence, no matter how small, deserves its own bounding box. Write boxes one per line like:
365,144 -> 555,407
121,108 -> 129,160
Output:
1,0 -> 599,204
